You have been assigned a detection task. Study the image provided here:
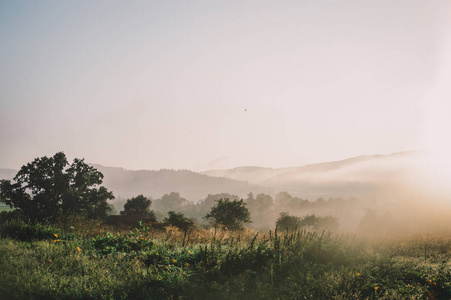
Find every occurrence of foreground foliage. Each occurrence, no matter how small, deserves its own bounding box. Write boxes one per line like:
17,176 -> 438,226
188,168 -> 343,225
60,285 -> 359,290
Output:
1,220 -> 451,299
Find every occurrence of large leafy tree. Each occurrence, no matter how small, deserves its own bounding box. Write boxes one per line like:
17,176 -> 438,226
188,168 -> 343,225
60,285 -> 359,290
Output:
205,198 -> 251,230
0,152 -> 114,221
121,194 -> 156,222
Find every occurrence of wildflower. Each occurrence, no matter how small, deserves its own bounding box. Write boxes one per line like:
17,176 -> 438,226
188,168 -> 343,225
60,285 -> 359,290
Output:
355,273 -> 360,276
54,233 -> 58,238
374,286 -> 379,291
188,251 -> 193,255
141,238 -> 145,240
165,265 -> 169,270
172,259 -> 177,263
76,247 -> 81,252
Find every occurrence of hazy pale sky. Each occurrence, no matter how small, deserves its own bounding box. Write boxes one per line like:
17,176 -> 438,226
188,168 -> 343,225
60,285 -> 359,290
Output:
1,0 -> 450,171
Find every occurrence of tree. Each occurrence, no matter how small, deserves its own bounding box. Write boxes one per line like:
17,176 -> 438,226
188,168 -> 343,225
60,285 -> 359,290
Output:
153,192 -> 190,213
205,198 -> 251,230
300,214 -> 339,231
275,191 -> 293,207
0,152 -> 114,221
196,193 -> 240,216
275,212 -> 301,231
245,193 -> 274,229
246,193 -> 273,214
121,194 -> 156,221
164,211 -> 194,231
275,213 -> 339,232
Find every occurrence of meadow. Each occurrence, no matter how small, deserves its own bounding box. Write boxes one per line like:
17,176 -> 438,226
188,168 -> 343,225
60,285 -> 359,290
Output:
1,218 -> 451,300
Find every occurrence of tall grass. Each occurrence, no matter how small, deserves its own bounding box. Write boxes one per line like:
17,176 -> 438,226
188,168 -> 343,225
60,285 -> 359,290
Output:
1,221 -> 451,299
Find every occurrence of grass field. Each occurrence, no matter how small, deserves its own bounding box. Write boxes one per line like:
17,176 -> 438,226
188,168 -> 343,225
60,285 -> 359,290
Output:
1,219 -> 451,299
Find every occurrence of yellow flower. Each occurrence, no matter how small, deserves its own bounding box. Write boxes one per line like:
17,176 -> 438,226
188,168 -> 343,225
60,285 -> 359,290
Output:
76,247 -> 81,252
355,273 -> 360,276
188,251 -> 193,255
165,265 -> 169,270
374,286 -> 379,291
54,233 -> 58,238
172,259 -> 177,263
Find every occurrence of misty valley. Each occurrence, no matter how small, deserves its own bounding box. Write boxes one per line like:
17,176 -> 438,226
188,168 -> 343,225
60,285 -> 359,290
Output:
3,0 -> 451,298
2,152 -> 451,299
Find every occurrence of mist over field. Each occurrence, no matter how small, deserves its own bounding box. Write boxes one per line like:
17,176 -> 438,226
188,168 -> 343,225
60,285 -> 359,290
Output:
2,1 -> 451,298
3,150 -> 450,235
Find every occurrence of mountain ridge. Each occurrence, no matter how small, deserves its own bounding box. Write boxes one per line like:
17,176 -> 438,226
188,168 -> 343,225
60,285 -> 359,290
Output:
0,151 -> 420,202
201,151 -> 418,184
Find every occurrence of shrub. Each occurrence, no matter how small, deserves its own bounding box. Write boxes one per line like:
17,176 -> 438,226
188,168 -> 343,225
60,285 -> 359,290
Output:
91,232 -> 153,255
0,219 -> 61,241
276,212 -> 301,231
0,210 -> 25,224
164,211 -> 194,231
301,214 -> 339,231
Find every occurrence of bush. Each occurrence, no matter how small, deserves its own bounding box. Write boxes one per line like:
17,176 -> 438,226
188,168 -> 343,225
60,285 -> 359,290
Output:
301,214 -> 339,231
121,195 -> 156,222
0,210 -> 25,224
91,232 -> 153,255
164,211 -> 194,231
275,213 -> 339,232
0,219 -> 61,241
276,212 -> 301,231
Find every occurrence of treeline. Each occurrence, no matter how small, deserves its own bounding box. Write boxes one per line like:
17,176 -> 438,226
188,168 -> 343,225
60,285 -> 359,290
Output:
114,191 -> 364,231
0,152 -> 368,232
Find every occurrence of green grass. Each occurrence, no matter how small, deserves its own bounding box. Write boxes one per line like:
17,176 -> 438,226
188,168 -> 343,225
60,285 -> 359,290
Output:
1,221 -> 451,299
0,204 -> 11,212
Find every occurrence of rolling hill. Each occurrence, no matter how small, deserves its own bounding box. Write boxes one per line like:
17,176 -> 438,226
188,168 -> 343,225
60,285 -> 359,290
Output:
0,151 -> 423,203
202,151 -> 421,200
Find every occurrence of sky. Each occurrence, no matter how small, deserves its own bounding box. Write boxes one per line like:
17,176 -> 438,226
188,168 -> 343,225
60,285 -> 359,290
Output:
1,0 -> 451,172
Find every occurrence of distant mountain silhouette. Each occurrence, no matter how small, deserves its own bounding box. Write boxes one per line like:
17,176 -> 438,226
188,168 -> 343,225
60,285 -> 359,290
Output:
202,151 -> 420,199
0,151 -> 421,203
89,165 -> 269,202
